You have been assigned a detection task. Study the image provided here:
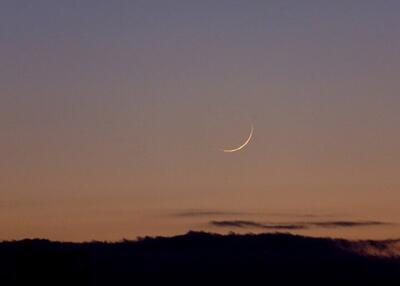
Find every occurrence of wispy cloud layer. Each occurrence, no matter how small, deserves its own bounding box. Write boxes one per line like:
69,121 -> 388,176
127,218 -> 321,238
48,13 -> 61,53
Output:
209,220 -> 389,230
311,221 -> 385,228
210,220 -> 306,230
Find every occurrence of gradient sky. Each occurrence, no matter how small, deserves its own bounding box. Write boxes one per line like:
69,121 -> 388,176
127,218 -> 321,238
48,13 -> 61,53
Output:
1,1 -> 400,241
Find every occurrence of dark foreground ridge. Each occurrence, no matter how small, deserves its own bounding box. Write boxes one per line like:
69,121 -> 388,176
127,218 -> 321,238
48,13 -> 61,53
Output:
1,231 -> 399,286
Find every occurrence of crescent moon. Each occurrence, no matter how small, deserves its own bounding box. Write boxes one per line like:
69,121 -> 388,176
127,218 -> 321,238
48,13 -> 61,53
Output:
222,124 -> 254,153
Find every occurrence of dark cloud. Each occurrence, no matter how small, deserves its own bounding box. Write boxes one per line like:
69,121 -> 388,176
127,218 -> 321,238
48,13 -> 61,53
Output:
209,220 -> 306,230
210,220 -> 264,228
269,224 -> 306,230
210,220 -> 389,230
311,221 -> 386,228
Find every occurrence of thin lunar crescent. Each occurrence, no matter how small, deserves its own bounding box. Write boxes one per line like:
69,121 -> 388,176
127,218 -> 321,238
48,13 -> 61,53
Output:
222,124 -> 254,153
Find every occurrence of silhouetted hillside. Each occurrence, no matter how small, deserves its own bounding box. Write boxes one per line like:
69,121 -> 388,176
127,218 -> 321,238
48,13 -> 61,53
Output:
1,232 -> 399,285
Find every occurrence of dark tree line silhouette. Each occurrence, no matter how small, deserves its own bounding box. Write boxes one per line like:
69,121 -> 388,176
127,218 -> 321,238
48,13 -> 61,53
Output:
1,231 -> 399,285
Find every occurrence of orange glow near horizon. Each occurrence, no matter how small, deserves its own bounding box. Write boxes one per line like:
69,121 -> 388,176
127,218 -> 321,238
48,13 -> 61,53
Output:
1,1 -> 400,241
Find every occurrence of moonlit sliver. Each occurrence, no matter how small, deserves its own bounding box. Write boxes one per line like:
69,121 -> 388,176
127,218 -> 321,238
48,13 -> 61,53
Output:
222,124 -> 254,153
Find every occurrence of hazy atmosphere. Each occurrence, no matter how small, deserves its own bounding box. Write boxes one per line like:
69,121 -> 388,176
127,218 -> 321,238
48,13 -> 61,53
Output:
1,1 -> 400,241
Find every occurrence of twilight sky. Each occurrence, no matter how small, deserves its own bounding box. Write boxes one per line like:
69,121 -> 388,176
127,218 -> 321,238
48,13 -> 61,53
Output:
1,1 -> 400,241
